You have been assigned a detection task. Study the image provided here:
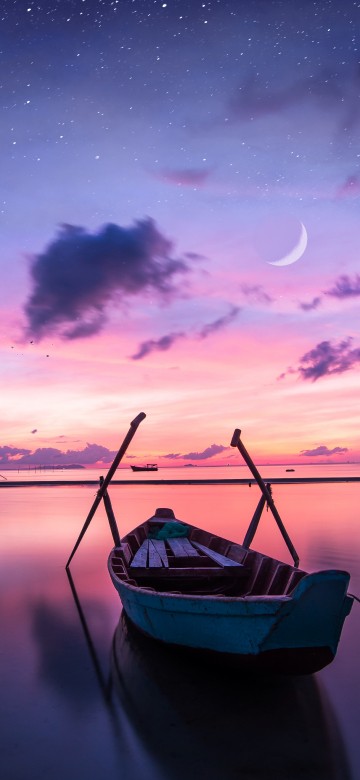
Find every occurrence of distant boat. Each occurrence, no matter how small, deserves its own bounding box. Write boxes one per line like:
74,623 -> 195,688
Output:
131,463 -> 158,472
286,468 -> 295,472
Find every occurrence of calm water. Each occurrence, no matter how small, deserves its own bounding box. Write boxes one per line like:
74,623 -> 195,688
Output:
1,467 -> 360,779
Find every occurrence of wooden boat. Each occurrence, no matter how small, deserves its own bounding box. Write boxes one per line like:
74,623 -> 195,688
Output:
108,507 -> 353,674
131,463 -> 158,472
67,413 -> 354,675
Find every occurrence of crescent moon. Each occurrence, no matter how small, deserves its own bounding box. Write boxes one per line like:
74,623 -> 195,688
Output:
267,222 -> 308,267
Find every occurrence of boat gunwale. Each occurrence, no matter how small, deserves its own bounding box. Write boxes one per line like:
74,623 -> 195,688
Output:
108,515 -> 308,602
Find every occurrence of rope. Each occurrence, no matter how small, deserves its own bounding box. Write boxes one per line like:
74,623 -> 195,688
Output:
349,593 -> 360,603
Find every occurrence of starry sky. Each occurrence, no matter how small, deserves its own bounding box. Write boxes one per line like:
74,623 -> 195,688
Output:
2,0 -> 360,468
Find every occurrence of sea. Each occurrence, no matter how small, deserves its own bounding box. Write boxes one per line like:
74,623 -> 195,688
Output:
1,463 -> 360,780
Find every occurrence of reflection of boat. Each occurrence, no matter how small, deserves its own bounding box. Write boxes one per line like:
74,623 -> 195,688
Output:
107,426 -> 353,675
111,611 -> 351,780
130,463 -> 158,472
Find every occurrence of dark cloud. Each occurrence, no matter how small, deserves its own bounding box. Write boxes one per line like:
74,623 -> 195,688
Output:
300,445 -> 348,457
299,296 -> 322,311
324,274 -> 360,299
130,306 -> 239,360
131,331 -> 185,360
23,218 -> 189,341
163,444 -> 228,461
280,338 -> 360,382
198,306 -> 240,339
64,313 -> 107,340
160,168 -> 212,186
241,284 -> 273,305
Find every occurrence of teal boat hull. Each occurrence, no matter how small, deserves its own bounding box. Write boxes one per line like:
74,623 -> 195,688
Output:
109,553 -> 353,674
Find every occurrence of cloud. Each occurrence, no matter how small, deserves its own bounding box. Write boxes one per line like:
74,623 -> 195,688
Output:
182,444 -> 228,460
159,168 -> 212,186
228,69 -> 343,123
31,429 -> 38,434
336,174 -> 360,199
184,251 -> 206,261
0,442 -> 118,467
23,218 -> 189,341
198,306 -> 240,339
241,284 -> 273,305
324,274 -> 360,299
131,331 -> 185,360
130,305 -> 240,360
300,445 -> 348,457
163,444 -> 228,461
298,274 -> 360,311
0,445 -> 30,463
280,338 -> 360,382
299,296 -> 322,311
228,65 -> 360,143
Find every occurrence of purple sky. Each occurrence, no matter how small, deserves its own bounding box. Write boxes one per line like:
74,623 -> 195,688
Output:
1,0 -> 360,466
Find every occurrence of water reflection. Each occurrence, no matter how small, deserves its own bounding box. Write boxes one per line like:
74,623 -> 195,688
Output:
110,613 -> 351,780
66,569 -> 351,780
31,602 -> 101,712
2,482 -> 358,779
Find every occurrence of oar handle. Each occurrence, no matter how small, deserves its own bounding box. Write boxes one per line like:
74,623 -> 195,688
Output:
130,412 -> 147,428
99,412 -> 146,495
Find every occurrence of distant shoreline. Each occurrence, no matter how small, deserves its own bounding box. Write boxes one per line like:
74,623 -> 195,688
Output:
1,476 -> 360,488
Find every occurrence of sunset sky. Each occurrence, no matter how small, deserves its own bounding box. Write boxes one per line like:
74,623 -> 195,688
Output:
2,0 -> 360,468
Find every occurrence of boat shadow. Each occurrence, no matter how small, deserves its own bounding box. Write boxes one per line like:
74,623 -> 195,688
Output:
110,611 -> 351,780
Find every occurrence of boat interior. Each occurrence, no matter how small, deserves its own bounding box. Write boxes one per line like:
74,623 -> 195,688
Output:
109,508 -> 307,597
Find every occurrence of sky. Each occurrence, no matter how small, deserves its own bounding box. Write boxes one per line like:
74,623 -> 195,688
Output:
1,0 -> 360,468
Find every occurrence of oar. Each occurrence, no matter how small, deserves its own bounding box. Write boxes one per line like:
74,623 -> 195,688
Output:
231,428 -> 299,567
66,412 -> 146,568
100,475 -> 121,548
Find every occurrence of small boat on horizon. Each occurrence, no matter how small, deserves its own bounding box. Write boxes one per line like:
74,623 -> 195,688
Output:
130,463 -> 158,472
286,468 -> 295,472
67,413 -> 354,675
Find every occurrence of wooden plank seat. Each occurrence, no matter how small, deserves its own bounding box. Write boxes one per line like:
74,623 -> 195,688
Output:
130,537 -> 199,569
129,537 -> 246,579
167,537 -> 199,557
191,541 -> 242,567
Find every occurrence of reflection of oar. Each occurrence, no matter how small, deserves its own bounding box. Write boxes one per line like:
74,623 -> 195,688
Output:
65,567 -> 123,747
66,567 -> 110,698
66,412 -> 146,568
